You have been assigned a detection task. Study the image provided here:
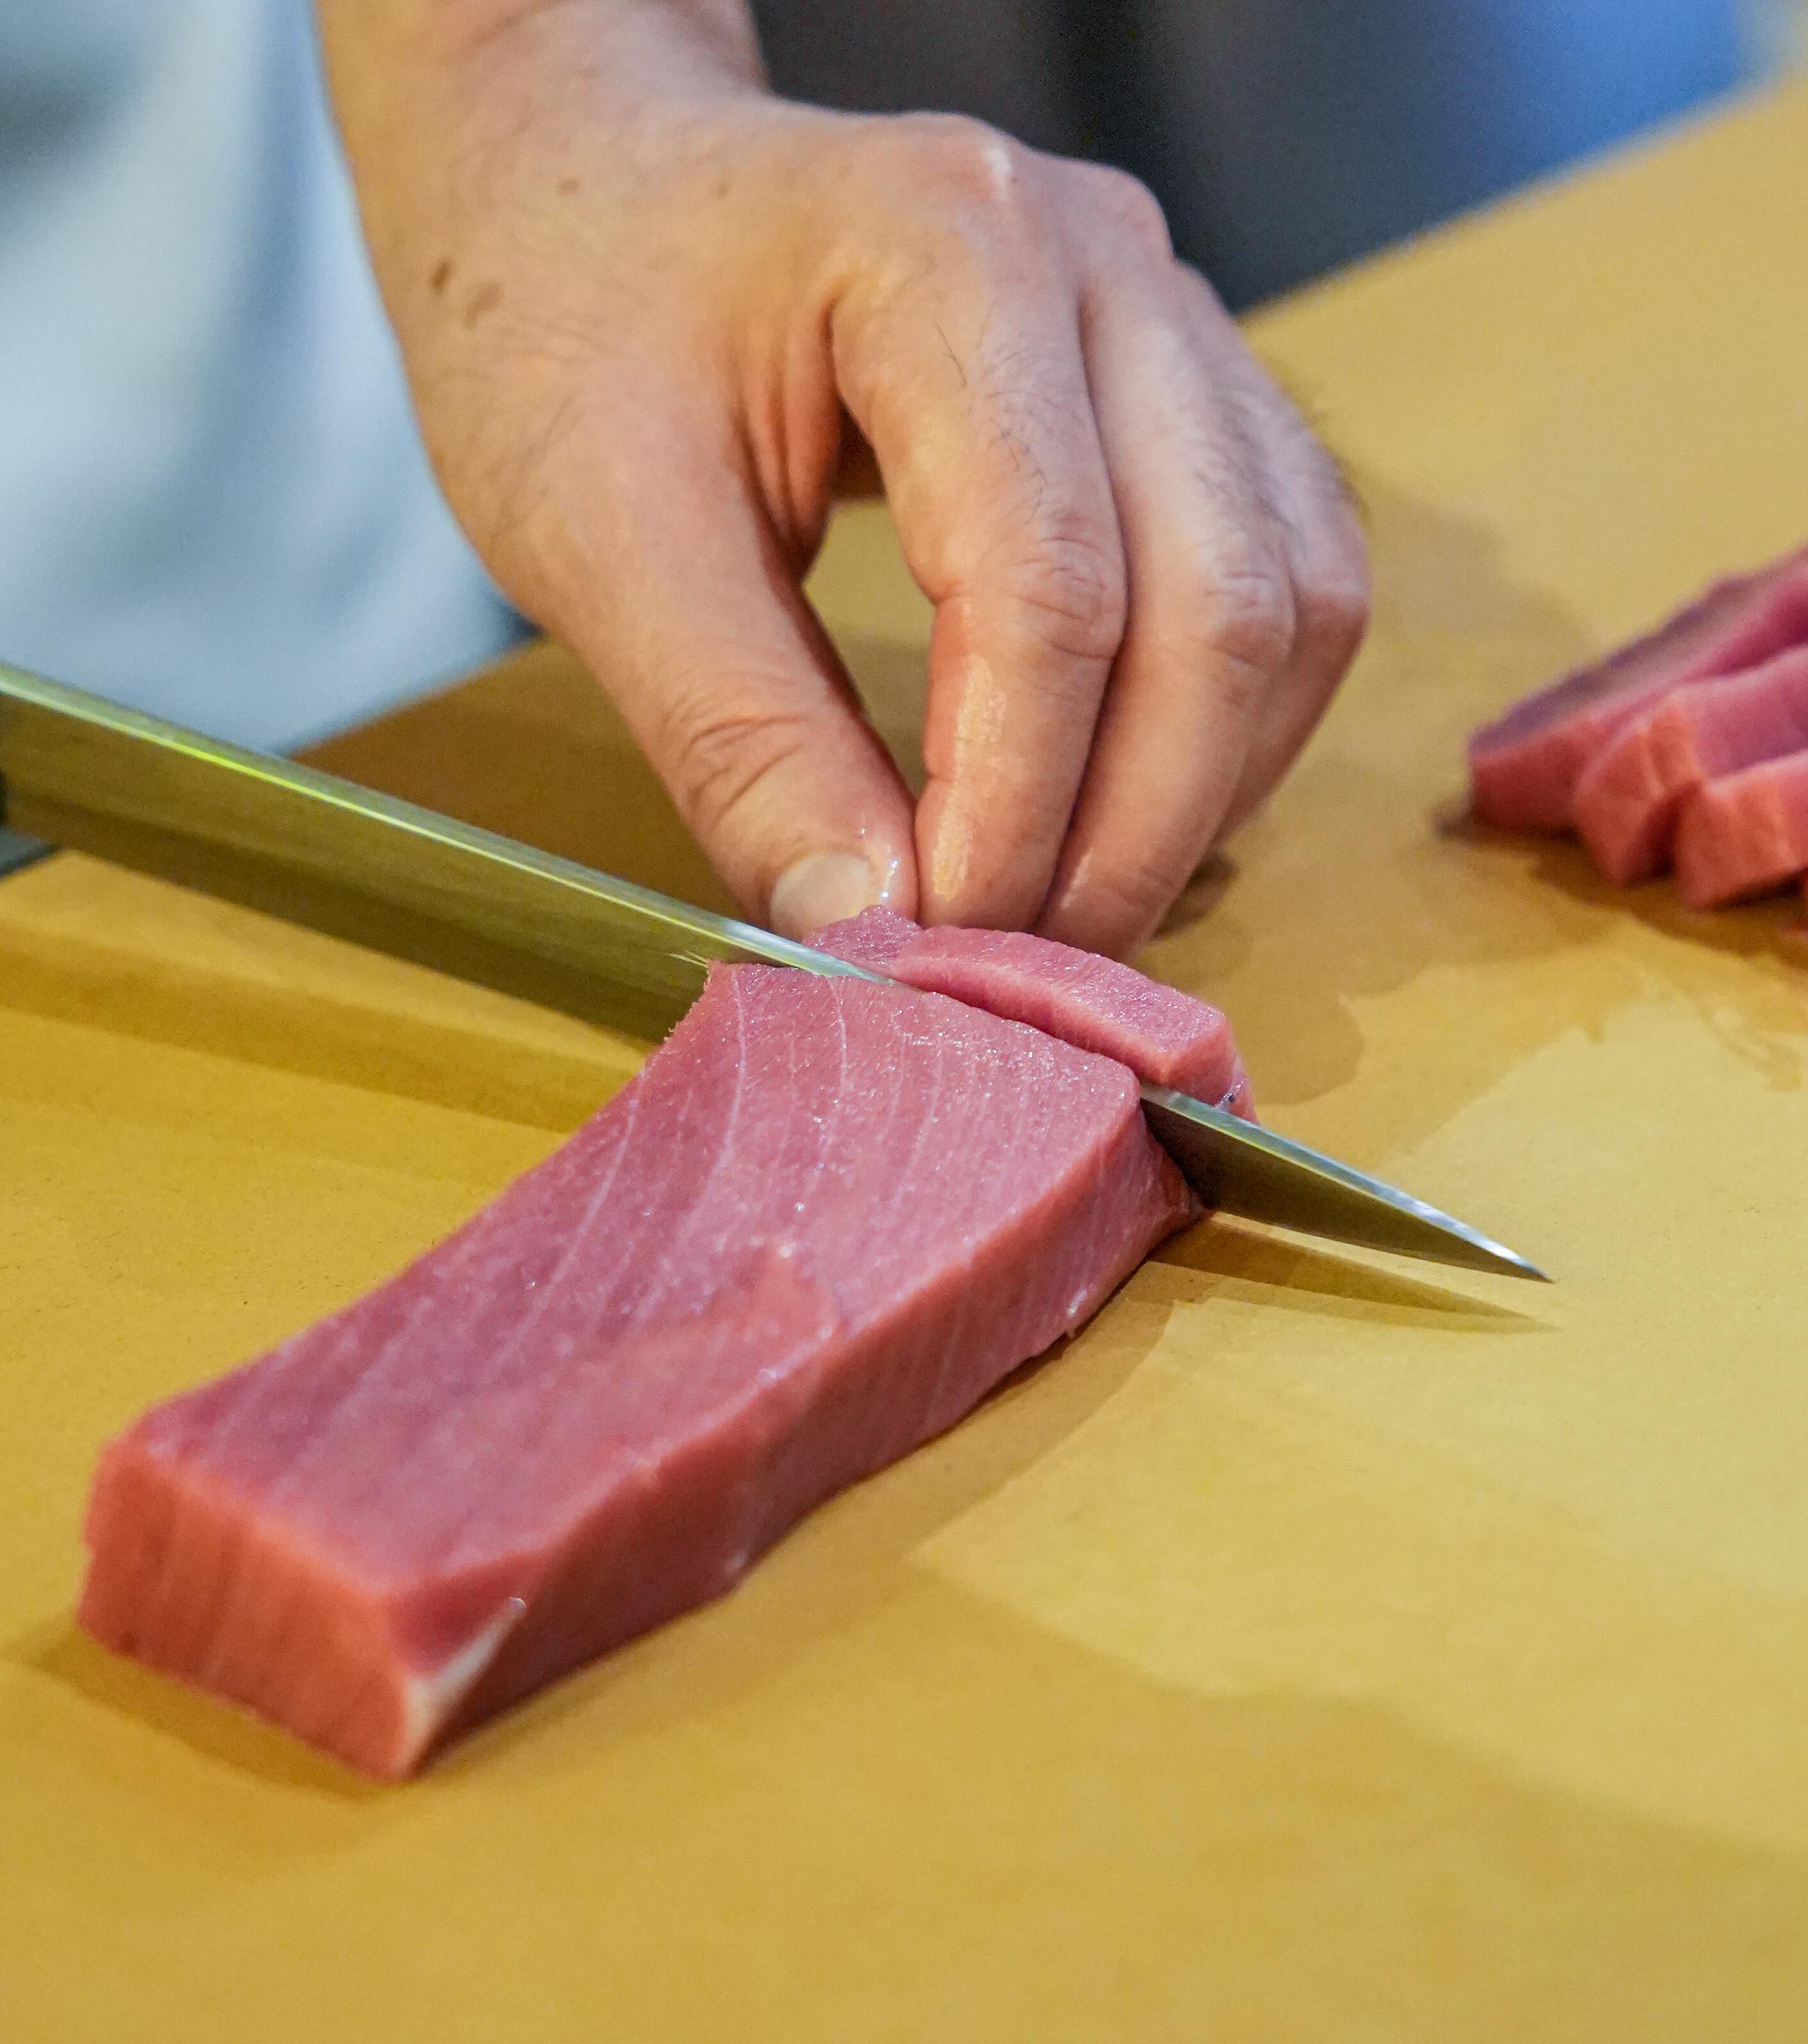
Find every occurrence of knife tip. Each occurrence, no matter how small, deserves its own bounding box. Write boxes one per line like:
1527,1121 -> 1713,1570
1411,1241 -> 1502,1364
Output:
1476,1242 -> 1553,1284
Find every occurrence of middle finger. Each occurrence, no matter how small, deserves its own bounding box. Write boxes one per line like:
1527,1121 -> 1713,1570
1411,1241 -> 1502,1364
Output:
1036,220 -> 1299,956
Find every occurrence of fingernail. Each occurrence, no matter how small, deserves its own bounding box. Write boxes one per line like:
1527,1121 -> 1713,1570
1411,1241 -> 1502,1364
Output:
769,852 -> 885,940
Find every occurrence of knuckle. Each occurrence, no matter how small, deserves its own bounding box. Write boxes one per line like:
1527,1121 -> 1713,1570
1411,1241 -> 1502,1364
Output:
1182,553 -> 1298,695
1059,846 -> 1190,959
1078,164 -> 1173,261
1296,560 -> 1373,670
901,114 -> 1036,226
1002,522 -> 1129,669
1100,844 -> 1188,921
658,685 -> 814,841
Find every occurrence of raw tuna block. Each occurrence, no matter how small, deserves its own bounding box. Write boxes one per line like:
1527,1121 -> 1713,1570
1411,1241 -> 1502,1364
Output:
79,966 -> 1197,1778
1468,545 -> 1808,832
1573,647 -> 1808,883
1674,751 -> 1808,908
813,906 -> 1254,1117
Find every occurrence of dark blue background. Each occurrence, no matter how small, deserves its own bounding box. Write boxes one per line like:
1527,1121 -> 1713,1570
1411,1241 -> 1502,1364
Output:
756,0 -> 1755,305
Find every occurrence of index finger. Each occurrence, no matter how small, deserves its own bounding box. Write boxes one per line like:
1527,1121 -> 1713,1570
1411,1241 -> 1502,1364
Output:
830,128 -> 1127,929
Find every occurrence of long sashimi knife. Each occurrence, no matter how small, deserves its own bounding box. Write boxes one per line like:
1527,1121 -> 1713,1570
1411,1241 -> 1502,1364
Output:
0,662 -> 1547,1281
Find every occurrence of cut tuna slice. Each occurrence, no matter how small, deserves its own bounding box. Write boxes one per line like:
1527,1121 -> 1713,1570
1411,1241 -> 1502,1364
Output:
813,906 -> 1254,1117
1468,545 -> 1808,831
1674,751 -> 1808,908
1573,647 -> 1808,883
79,965 -> 1196,1778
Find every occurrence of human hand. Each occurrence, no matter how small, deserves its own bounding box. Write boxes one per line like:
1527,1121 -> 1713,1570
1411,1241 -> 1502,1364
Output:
321,0 -> 1369,956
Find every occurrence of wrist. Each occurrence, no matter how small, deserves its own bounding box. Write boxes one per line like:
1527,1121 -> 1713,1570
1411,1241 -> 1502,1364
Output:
318,0 -> 767,184
323,0 -> 763,87
318,0 -> 771,290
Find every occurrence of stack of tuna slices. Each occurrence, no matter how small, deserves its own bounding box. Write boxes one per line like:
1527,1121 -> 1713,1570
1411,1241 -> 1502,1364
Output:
1468,543 -> 1808,909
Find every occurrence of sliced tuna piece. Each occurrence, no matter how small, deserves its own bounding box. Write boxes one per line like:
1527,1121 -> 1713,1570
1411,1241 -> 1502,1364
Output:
813,906 -> 1254,1117
1573,647 -> 1808,883
79,965 -> 1196,1778
1674,751 -> 1808,908
1468,545 -> 1808,832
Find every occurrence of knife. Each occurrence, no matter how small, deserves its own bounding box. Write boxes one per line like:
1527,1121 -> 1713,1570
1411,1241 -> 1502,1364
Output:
0,662 -> 1546,1281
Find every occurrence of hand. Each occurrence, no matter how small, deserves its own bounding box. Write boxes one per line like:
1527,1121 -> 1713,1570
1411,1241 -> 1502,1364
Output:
321,0 -> 1369,956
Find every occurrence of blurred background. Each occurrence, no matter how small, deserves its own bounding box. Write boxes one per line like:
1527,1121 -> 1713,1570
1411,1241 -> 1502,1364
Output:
756,0 -> 1805,308
0,0 -> 1803,803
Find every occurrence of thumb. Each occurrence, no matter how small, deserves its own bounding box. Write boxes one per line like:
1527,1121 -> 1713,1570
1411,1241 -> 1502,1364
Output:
527,431 -> 919,938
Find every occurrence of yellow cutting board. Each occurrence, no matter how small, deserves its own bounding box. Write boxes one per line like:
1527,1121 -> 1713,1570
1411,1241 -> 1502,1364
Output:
8,80 -> 1808,2042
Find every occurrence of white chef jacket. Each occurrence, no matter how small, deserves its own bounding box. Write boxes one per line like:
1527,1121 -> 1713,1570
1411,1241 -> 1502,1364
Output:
0,0 -> 519,748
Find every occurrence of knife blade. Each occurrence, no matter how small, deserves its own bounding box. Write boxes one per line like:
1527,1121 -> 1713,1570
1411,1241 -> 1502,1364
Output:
0,662 -> 1546,1280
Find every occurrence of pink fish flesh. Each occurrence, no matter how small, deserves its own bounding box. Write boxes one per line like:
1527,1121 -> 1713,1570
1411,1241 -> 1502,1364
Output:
1467,545 -> 1808,832
1573,646 -> 1808,884
78,965 -> 1198,1777
814,906 -> 1254,1117
1675,751 -> 1808,909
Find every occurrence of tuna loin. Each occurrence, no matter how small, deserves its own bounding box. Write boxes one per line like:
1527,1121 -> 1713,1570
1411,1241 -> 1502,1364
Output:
1675,751 -> 1808,908
1573,647 -> 1808,884
1468,545 -> 1808,832
814,906 -> 1254,1117
78,965 -> 1197,1777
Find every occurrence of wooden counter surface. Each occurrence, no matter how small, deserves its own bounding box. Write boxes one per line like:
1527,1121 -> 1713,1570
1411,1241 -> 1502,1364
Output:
8,80 -> 1808,2040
